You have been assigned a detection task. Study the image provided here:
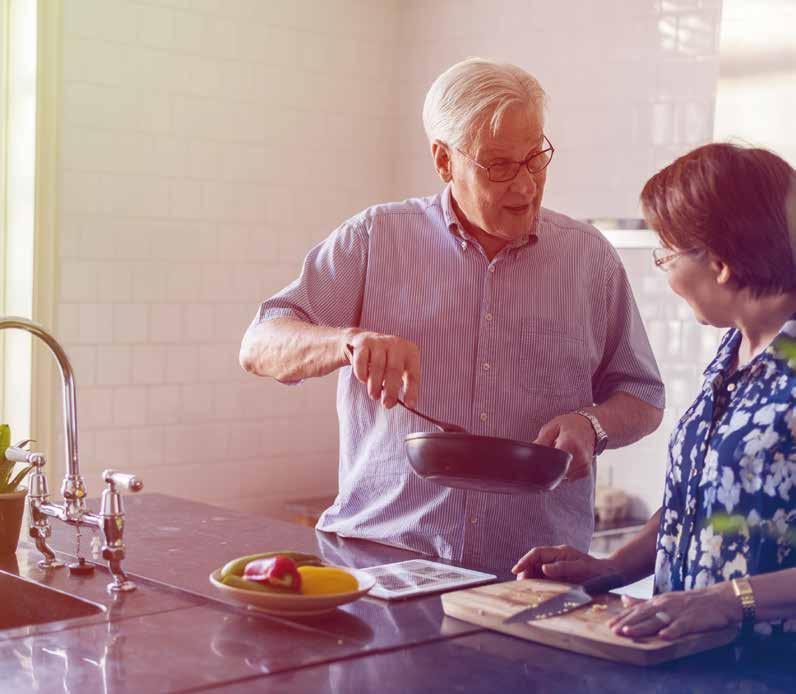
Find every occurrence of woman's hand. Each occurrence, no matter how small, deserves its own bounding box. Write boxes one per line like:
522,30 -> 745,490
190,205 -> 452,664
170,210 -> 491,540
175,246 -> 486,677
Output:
512,545 -> 622,583
608,582 -> 742,640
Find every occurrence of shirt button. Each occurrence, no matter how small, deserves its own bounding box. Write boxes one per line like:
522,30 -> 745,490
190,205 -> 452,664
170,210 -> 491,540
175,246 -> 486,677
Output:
460,241 -> 467,250
488,266 -> 496,273
482,362 -> 490,371
469,516 -> 478,524
479,412 -> 488,422
485,313 -> 493,321
727,383 -> 736,392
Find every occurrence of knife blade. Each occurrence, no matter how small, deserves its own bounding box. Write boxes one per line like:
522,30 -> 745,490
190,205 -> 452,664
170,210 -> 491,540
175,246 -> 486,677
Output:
504,573 -> 625,624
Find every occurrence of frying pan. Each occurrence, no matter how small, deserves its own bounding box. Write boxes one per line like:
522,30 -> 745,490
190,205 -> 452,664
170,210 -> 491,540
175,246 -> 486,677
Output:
398,399 -> 572,495
343,346 -> 571,494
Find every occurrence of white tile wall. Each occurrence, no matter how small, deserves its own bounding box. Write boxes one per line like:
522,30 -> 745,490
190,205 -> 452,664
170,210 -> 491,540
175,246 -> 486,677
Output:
51,0 -> 721,516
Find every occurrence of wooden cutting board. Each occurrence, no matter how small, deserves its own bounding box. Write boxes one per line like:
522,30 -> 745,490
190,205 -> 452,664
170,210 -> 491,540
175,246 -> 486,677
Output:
441,578 -> 738,666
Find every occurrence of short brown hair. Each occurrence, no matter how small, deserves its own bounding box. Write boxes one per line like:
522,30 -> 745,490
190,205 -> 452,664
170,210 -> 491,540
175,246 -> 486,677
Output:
641,143 -> 796,297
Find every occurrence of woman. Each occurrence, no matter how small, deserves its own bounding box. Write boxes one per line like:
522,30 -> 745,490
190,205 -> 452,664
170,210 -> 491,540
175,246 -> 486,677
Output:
513,142 -> 796,640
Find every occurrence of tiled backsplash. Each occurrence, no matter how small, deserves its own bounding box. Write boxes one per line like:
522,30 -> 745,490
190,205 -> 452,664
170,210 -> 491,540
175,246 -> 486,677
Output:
599,248 -> 724,516
50,0 -> 722,516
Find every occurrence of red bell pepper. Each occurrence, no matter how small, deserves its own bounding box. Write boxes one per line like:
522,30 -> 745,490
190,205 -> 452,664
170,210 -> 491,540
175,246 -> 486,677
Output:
243,555 -> 302,592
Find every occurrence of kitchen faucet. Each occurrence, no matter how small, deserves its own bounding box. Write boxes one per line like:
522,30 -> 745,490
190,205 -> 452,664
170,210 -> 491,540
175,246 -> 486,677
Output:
0,316 -> 143,592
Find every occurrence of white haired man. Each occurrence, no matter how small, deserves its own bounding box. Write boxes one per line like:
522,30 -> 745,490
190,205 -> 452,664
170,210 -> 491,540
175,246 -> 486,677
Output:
240,58 -> 665,570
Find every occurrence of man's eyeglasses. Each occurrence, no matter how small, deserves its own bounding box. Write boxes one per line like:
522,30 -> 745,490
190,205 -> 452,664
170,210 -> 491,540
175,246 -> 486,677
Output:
652,247 -> 700,271
455,135 -> 555,183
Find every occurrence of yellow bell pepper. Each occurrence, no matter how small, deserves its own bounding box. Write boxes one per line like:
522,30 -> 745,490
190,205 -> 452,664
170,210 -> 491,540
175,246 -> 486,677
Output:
297,566 -> 359,595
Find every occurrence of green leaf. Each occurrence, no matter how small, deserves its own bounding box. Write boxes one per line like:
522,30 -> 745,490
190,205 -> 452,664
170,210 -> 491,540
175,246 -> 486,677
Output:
0,424 -> 10,451
773,337 -> 796,367
6,465 -> 32,492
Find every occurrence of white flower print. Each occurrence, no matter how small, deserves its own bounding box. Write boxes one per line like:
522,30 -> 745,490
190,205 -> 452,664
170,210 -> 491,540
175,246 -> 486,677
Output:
717,467 -> 740,513
656,321 -> 796,600
720,553 -> 748,580
698,525 -> 722,568
739,456 -> 764,494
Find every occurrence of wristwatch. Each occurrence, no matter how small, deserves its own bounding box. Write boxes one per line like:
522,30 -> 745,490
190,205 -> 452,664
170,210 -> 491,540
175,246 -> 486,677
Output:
731,576 -> 756,633
574,409 -> 608,455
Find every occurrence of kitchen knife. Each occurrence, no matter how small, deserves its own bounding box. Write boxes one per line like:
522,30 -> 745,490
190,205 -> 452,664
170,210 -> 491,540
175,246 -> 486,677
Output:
504,573 -> 625,624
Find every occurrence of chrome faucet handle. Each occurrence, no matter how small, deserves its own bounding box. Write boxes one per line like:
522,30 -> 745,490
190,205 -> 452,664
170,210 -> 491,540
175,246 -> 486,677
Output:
100,469 -> 143,593
19,449 -> 65,570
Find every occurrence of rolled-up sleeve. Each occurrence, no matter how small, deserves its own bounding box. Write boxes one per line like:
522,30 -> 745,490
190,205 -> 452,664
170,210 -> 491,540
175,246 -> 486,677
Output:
593,264 -> 665,408
255,219 -> 369,328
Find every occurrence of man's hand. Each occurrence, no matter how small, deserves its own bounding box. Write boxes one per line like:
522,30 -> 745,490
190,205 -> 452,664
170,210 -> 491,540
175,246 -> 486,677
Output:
345,331 -> 421,409
512,545 -> 621,583
533,413 -> 595,481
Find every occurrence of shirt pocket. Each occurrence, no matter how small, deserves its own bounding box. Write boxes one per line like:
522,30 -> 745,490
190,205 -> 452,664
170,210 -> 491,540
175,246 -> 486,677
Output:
518,318 -> 590,396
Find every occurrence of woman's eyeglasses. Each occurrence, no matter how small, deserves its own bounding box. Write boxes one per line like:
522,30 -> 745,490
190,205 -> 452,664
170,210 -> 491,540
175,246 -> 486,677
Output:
652,247 -> 700,271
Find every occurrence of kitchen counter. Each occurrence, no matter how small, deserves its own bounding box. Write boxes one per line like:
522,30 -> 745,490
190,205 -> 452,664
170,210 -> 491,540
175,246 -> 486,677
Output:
1,493 -> 793,693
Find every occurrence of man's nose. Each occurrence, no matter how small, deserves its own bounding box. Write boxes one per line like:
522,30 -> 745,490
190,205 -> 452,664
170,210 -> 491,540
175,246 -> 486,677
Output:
508,164 -> 537,195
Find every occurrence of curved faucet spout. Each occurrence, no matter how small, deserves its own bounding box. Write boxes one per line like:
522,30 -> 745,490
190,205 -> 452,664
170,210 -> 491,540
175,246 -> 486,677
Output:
0,316 -> 83,498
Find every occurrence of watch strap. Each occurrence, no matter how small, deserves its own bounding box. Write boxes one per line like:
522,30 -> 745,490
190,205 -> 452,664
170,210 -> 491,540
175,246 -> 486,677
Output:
732,576 -> 756,633
574,409 -> 608,455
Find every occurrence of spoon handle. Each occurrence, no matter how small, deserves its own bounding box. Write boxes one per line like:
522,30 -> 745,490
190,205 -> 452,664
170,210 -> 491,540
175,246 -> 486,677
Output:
396,399 -> 468,434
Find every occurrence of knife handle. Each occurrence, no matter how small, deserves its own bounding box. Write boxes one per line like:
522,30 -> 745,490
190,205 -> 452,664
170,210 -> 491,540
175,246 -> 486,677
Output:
581,572 -> 626,595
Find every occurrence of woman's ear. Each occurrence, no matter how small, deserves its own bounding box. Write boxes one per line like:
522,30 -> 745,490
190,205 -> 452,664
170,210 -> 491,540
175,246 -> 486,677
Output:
431,140 -> 452,182
713,258 -> 732,285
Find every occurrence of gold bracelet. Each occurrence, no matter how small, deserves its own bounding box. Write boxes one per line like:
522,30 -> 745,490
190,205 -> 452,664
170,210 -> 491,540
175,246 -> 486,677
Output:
731,576 -> 756,632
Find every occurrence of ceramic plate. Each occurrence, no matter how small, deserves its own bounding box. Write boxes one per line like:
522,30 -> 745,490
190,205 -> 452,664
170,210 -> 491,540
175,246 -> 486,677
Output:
209,566 -> 376,616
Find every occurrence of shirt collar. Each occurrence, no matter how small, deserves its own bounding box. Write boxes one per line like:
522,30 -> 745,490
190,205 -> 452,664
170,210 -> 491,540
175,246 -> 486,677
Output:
703,309 -> 796,380
440,183 -> 539,250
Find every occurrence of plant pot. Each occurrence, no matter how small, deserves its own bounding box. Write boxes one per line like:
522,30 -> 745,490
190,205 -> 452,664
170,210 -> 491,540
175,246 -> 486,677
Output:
0,488 -> 27,556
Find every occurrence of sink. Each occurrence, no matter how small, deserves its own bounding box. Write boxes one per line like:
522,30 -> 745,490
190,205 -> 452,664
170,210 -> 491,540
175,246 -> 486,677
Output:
0,571 -> 104,631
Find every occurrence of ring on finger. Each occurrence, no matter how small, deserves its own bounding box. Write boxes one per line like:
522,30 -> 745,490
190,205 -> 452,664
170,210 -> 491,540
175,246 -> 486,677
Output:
654,610 -> 672,625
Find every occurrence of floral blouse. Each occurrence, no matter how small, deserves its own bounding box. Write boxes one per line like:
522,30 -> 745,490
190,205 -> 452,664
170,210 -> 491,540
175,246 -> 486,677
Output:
654,313 -> 796,631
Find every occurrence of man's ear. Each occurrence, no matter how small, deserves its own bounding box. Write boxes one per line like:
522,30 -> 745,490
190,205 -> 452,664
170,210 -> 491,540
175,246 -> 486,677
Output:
431,140 -> 452,182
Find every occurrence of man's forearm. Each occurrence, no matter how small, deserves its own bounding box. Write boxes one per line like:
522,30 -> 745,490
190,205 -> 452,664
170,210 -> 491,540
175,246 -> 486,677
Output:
607,508 -> 661,585
239,317 -> 355,381
587,391 -> 663,449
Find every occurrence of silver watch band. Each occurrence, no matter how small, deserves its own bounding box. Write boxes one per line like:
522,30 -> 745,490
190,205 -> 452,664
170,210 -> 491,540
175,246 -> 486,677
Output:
575,409 -> 608,455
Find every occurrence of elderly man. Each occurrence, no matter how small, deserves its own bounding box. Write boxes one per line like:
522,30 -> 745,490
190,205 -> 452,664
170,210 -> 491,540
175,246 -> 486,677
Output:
240,58 -> 664,570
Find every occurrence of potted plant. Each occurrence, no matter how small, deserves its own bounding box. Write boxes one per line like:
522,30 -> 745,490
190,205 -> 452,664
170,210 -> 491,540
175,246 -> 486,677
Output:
0,425 -> 32,555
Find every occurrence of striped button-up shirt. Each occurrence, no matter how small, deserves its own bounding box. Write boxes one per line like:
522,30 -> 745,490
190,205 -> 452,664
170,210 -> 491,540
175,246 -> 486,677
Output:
256,185 -> 664,570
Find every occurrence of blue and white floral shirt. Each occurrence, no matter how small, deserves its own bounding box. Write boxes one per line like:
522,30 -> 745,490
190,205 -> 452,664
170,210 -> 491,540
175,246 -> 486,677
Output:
654,313 -> 796,629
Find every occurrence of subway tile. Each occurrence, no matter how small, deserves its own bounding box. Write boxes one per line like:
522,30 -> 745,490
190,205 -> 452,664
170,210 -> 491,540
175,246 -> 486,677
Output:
63,344 -> 98,387
113,386 -> 149,427
197,343 -> 240,383
60,261 -> 99,302
127,426 -> 165,467
78,387 -> 114,428
79,304 -> 114,344
131,262 -> 167,303
149,303 -> 183,343
180,383 -> 216,422
96,345 -> 132,386
165,264 -> 202,302
97,263 -> 133,303
184,303 -> 215,342
131,345 -> 166,384
164,344 -> 199,383
113,303 -> 149,343
136,3 -> 175,49
147,385 -> 182,425
94,427 -> 132,469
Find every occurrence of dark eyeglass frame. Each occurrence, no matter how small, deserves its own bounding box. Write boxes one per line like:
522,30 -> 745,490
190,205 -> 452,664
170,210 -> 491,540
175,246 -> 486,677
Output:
652,247 -> 701,270
455,135 -> 555,182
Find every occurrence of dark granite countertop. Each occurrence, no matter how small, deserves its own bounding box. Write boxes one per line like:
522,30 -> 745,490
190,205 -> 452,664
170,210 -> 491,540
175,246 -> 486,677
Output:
1,493 -> 792,693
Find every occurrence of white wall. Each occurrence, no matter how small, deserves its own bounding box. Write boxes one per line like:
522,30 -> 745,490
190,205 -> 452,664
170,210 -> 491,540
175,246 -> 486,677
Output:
54,0 -> 399,515
50,0 -> 724,518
